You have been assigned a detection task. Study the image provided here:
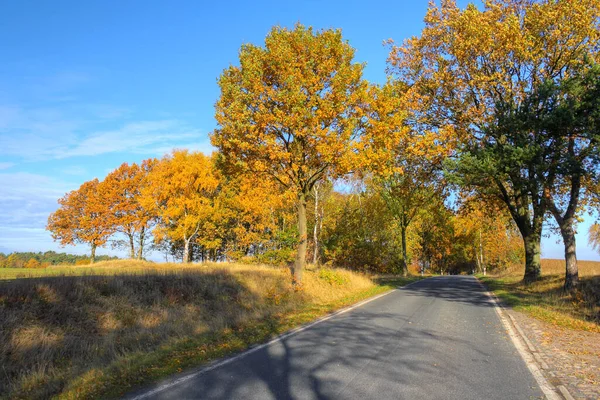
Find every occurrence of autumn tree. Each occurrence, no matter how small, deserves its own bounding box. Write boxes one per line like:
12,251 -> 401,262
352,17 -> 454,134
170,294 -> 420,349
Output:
47,179 -> 113,263
412,198 -> 455,275
364,81 -> 451,276
141,150 -> 220,263
25,258 -> 41,269
212,24 -> 369,284
590,224 -> 600,254
320,183 -> 402,272
588,177 -> 600,255
217,172 -> 295,260
455,194 -> 524,272
101,159 -> 156,259
388,0 -> 599,282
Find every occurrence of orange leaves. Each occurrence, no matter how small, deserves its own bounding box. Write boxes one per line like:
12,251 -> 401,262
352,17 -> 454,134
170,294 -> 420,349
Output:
47,178 -> 114,250
101,162 -> 154,234
212,23 -> 369,195
387,0 -> 600,136
141,150 -> 220,248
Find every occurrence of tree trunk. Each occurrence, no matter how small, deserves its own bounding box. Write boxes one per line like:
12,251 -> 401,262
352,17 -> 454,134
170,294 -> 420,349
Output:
545,173 -> 581,292
137,226 -> 145,260
560,223 -> 579,291
293,192 -> 307,286
479,229 -> 484,273
400,224 -> 408,277
312,185 -> 319,265
523,233 -> 542,282
129,234 -> 135,259
90,243 -> 96,264
183,238 -> 191,263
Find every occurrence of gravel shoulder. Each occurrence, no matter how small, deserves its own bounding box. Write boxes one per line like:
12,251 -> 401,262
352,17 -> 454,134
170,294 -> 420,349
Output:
506,309 -> 600,400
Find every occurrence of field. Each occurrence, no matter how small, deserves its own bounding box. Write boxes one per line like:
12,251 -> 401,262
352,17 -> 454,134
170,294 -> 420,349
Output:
0,260 -> 412,400
481,259 -> 600,332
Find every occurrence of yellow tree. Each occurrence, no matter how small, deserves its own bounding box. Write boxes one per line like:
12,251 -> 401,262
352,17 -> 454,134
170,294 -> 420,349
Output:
455,194 -> 524,272
388,0 -> 599,282
218,173 -> 294,259
365,83 -> 453,276
141,150 -> 219,263
212,24 -> 369,284
25,258 -> 41,269
101,159 -> 156,259
47,179 -> 114,263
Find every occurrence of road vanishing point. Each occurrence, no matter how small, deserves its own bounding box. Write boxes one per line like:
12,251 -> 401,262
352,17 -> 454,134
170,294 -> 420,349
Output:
129,276 -> 545,400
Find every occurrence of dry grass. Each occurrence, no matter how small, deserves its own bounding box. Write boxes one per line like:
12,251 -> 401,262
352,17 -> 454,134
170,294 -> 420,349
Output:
0,260 -> 384,399
481,259 -> 600,332
539,258 -> 600,276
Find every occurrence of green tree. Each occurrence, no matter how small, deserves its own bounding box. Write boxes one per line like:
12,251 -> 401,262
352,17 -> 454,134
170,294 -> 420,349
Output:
388,0 -> 599,281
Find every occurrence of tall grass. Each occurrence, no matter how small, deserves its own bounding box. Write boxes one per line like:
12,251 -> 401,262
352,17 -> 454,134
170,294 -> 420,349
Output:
482,259 -> 600,332
0,260 -> 378,399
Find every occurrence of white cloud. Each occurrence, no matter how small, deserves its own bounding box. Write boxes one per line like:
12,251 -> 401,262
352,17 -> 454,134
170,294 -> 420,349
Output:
0,104 -> 209,160
0,172 -> 74,252
0,162 -> 14,170
57,120 -> 204,158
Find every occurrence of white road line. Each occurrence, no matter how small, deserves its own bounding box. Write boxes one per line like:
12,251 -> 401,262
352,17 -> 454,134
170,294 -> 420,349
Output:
128,279 -> 425,400
475,278 -> 562,400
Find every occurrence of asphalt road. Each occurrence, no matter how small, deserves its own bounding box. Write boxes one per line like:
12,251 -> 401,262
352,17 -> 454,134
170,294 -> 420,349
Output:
132,276 -> 544,400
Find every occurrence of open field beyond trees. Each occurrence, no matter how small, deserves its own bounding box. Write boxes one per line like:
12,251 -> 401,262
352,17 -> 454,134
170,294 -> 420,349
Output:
0,260 -> 416,400
481,259 -> 600,332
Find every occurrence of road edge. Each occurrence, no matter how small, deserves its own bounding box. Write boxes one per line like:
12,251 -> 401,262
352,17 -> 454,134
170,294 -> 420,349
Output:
475,277 -> 564,400
126,278 -> 427,400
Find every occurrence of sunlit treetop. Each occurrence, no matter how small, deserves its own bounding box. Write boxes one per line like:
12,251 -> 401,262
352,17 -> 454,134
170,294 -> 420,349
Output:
212,23 -> 370,194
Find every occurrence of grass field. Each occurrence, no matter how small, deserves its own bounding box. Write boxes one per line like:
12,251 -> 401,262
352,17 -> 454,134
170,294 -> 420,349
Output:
481,259 -> 600,332
0,260 -> 417,400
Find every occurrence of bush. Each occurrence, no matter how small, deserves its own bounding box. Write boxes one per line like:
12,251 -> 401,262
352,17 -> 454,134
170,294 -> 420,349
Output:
255,249 -> 296,266
318,268 -> 349,286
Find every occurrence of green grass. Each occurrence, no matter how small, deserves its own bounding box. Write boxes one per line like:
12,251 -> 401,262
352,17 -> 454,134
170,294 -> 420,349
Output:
0,260 -> 420,399
480,273 -> 600,333
374,275 -> 426,287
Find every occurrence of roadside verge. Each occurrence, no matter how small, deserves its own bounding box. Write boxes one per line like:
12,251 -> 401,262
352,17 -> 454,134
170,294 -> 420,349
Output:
475,277 -> 570,400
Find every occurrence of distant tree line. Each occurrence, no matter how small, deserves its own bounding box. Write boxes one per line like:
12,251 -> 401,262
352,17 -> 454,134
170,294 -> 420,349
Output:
0,251 -> 117,268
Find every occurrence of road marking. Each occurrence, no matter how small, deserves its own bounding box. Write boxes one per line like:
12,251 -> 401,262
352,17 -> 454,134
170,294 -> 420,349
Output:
127,279 -> 426,400
475,278 -> 562,400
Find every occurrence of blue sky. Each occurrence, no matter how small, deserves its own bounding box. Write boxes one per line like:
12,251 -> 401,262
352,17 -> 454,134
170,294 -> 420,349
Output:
0,0 -> 597,261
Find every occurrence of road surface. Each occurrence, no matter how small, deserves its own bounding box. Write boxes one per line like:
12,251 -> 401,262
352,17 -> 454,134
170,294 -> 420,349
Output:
131,276 -> 544,400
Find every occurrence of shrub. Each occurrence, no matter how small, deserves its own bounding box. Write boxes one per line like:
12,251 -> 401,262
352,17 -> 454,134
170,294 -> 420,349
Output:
318,268 -> 349,286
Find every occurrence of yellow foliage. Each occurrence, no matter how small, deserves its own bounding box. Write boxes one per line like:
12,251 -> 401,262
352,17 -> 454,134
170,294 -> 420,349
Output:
24,258 -> 41,269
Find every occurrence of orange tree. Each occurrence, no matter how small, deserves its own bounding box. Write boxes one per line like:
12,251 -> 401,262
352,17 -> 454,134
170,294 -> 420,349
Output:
47,179 -> 113,263
217,173 -> 295,260
141,150 -> 220,263
212,24 -> 369,284
387,0 -> 599,282
101,159 -> 156,259
367,83 -> 452,276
